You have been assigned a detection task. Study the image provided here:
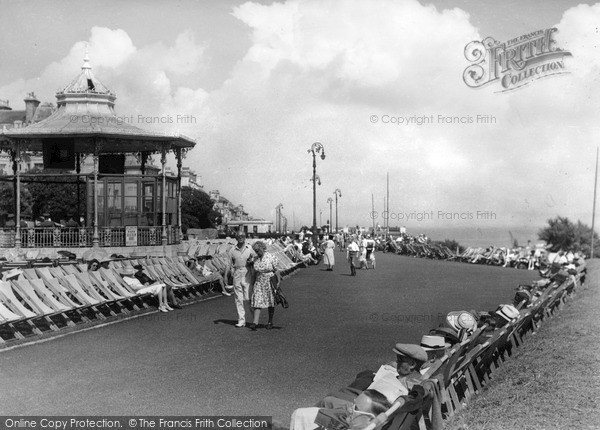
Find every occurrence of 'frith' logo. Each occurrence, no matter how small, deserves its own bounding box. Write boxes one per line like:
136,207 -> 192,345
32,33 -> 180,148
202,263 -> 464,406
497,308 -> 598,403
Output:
463,28 -> 572,92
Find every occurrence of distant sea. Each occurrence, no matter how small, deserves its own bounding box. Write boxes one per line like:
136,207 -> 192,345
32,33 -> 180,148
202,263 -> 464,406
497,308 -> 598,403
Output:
418,226 -> 541,249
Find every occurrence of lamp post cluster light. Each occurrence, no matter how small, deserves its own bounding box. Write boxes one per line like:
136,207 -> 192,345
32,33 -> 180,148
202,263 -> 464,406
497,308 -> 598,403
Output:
307,143 -> 343,245
334,188 -> 342,233
308,142 -> 325,247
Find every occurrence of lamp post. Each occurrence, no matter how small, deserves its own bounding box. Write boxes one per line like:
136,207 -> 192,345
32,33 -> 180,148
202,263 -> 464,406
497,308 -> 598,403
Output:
327,197 -> 333,235
334,188 -> 342,232
275,203 -> 284,233
308,142 -> 325,247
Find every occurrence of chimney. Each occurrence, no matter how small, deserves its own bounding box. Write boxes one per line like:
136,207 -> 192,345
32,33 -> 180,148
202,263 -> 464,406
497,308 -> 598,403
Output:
24,92 -> 40,124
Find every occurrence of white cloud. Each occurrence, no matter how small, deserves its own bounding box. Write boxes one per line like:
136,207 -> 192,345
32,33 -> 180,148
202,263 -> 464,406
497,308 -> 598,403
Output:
2,1 -> 598,238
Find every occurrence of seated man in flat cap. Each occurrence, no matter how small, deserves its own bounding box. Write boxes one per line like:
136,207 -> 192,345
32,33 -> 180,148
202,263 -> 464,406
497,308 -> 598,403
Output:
290,344 -> 429,430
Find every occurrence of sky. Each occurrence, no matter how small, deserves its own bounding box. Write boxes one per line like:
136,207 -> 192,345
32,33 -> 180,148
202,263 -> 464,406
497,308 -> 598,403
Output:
1,0 -> 599,244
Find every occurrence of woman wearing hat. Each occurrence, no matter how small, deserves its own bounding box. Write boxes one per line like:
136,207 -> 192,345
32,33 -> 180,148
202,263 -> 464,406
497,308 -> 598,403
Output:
250,241 -> 281,330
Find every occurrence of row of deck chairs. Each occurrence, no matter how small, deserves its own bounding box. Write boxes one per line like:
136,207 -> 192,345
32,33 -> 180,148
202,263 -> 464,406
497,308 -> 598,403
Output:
185,239 -> 302,278
386,240 -> 454,260
328,261 -> 587,430
0,257 -> 220,345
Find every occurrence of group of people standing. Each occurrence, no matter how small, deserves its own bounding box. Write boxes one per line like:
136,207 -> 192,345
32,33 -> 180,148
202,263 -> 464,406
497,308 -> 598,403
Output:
320,233 -> 376,275
229,232 -> 282,331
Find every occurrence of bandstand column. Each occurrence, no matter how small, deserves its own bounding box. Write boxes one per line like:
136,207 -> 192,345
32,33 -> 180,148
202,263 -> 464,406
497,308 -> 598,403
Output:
92,144 -> 100,247
13,142 -> 22,248
161,147 -> 167,245
176,148 -> 182,243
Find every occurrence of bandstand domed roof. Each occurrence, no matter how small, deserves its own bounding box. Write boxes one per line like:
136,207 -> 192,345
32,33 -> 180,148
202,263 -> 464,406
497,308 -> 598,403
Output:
0,55 -> 195,153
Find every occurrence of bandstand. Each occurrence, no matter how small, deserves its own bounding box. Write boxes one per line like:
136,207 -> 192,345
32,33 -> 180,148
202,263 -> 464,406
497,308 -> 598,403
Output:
0,55 -> 196,256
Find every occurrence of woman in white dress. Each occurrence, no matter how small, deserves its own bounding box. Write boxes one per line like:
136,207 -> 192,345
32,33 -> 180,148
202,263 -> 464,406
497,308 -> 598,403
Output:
323,235 -> 336,271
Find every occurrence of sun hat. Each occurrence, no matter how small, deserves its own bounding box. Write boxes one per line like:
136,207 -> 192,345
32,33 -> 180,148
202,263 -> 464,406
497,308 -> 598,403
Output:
446,311 -> 478,332
429,327 -> 461,345
420,335 -> 450,351
392,343 -> 428,363
119,268 -> 136,276
496,304 -> 520,322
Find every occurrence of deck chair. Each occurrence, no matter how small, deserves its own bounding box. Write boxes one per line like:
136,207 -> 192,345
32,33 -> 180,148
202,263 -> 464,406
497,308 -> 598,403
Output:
11,279 -> 75,330
59,274 -> 112,319
61,264 -> 82,275
0,280 -> 45,336
146,264 -> 202,299
74,272 -> 130,314
150,263 -> 188,285
88,271 -> 140,311
0,299 -> 30,342
364,359 -> 448,430
97,268 -> 152,309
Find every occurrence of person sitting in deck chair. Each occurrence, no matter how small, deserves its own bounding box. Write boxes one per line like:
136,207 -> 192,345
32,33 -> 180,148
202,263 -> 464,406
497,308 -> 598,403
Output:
289,344 -> 428,430
290,389 -> 391,430
187,257 -> 232,296
133,264 -> 182,309
119,266 -> 172,312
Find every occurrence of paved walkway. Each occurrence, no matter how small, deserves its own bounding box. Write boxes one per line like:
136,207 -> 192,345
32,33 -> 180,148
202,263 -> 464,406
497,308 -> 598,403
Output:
0,251 -> 539,423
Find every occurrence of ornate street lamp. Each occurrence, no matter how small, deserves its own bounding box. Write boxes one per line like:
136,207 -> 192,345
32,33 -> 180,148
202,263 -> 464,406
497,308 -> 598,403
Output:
308,142 -> 325,246
275,203 -> 284,233
334,188 -> 342,232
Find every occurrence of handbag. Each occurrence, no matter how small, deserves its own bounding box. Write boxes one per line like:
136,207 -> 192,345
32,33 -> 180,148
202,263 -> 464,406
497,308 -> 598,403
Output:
270,276 -> 289,309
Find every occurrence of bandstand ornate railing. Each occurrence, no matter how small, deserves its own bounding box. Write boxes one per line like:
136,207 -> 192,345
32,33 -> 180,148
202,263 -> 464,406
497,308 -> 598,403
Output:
0,226 -> 181,248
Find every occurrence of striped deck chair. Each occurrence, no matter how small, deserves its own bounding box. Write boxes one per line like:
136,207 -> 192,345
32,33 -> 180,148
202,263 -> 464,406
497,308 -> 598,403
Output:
59,274 -> 113,319
155,262 -> 194,287
28,279 -> 76,315
35,269 -> 80,307
22,268 -> 41,281
147,264 -> 202,299
0,300 -> 30,341
0,280 -> 45,336
175,262 -> 204,285
60,264 -> 81,275
97,268 -> 152,309
11,279 -> 75,330
74,272 -> 130,314
88,271 -> 140,311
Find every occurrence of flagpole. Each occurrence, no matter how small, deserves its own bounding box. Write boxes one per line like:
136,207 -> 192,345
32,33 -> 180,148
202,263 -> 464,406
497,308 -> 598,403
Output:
386,172 -> 390,238
372,193 -> 375,235
591,147 -> 598,259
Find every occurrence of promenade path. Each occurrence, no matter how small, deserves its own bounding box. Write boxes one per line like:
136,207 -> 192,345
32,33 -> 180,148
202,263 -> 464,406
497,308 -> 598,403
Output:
0,251 -> 539,423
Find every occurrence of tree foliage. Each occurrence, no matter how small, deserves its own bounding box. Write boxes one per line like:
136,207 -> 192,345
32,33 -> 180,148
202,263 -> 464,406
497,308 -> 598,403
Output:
26,178 -> 86,223
0,182 -> 33,222
538,216 -> 598,257
180,186 -> 220,232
